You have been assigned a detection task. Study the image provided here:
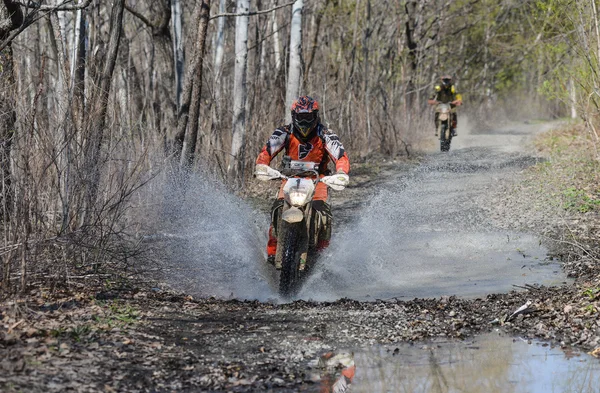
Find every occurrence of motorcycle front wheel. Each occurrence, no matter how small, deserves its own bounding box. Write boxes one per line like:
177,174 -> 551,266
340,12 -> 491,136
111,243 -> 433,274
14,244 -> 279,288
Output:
440,123 -> 451,152
279,221 -> 304,298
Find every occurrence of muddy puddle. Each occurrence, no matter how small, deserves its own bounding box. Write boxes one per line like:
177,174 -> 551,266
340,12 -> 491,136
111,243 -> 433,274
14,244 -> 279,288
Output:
300,230 -> 566,301
305,332 -> 600,393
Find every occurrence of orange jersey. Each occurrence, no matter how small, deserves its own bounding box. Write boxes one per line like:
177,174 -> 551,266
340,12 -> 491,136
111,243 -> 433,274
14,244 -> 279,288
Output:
256,124 -> 350,174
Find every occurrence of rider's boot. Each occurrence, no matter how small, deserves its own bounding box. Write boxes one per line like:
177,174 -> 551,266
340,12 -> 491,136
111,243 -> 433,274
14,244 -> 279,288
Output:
266,200 -> 283,267
299,252 -> 308,271
317,239 -> 330,251
266,227 -> 277,267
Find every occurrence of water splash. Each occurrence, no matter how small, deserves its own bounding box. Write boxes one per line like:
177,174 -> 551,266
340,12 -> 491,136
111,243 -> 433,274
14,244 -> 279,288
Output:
147,173 -> 276,301
299,146 -> 564,301
151,121 -> 564,302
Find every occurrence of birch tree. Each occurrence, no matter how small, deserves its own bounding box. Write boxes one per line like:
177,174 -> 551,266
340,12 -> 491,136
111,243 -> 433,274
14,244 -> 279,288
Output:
228,0 -> 250,183
71,7 -> 86,131
47,13 -> 73,232
271,0 -> 282,73
171,0 -> 184,109
82,0 -> 126,225
284,0 -> 303,123
210,0 -> 226,159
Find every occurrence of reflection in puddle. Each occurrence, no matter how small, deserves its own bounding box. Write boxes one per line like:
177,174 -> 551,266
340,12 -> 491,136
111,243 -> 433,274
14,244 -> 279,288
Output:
314,351 -> 355,393
311,332 -> 600,393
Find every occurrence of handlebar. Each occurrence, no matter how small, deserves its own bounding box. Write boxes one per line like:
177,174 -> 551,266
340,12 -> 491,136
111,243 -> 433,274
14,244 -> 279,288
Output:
274,168 -> 321,183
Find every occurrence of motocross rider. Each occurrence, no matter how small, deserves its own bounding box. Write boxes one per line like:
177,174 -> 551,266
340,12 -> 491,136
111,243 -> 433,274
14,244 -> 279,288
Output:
427,75 -> 463,136
254,96 -> 350,267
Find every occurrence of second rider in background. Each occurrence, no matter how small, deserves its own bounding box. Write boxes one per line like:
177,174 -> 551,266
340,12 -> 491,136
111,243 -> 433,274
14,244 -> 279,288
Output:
427,75 -> 463,137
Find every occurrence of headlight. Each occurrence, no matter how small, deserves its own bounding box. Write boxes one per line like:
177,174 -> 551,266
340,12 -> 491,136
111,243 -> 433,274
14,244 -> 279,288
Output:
288,191 -> 309,206
283,178 -> 315,207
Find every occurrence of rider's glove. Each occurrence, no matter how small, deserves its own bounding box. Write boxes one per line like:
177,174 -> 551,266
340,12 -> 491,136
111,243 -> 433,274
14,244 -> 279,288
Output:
254,164 -> 282,181
322,170 -> 350,191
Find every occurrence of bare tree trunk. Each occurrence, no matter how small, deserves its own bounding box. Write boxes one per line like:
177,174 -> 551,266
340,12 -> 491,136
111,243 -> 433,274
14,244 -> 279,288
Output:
213,0 -> 226,83
83,0 -> 126,226
174,4 -> 204,161
179,0 -> 211,169
404,0 -> 418,109
0,1 -> 23,220
228,0 -> 250,183
48,13 -> 74,233
210,0 -> 226,161
364,0 -> 372,152
272,0 -> 282,73
72,8 -> 86,131
569,76 -> 577,119
171,0 -> 184,110
347,0 -> 361,85
304,0 -> 329,86
591,0 -> 600,67
285,0 -> 303,123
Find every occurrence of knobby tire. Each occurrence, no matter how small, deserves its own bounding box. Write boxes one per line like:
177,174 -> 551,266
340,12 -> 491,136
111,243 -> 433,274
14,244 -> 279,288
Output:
279,222 -> 302,298
440,123 -> 451,152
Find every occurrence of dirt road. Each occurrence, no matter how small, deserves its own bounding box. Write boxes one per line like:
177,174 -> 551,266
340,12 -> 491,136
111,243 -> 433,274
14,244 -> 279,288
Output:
3,120 -> 600,392
300,120 -> 566,301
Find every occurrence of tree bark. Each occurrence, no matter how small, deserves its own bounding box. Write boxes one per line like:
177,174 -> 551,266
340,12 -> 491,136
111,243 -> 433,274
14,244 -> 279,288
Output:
210,0 -> 226,153
72,7 -> 86,131
179,0 -> 211,169
48,13 -> 74,232
364,0 -> 372,151
83,0 -> 126,225
227,0 -> 249,183
404,0 -> 419,108
0,0 -> 23,220
171,0 -> 184,110
271,0 -> 282,73
304,0 -> 329,86
285,0 -> 303,123
213,0 -> 226,81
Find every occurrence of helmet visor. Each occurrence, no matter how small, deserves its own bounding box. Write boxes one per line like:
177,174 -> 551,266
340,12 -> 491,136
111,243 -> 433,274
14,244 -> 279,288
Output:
442,78 -> 451,86
293,112 -> 317,137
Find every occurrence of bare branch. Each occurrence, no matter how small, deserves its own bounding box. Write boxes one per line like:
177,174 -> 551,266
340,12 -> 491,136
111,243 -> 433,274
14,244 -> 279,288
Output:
209,0 -> 295,20
16,0 -> 93,11
0,12 -> 40,52
124,2 -> 155,29
0,0 -> 94,51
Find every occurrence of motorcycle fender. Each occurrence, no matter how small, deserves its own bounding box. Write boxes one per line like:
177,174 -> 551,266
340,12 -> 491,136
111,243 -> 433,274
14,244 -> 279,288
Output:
282,207 -> 304,223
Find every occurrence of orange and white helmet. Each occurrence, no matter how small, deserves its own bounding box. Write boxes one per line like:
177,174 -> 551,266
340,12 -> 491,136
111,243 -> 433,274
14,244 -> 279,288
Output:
291,96 -> 320,139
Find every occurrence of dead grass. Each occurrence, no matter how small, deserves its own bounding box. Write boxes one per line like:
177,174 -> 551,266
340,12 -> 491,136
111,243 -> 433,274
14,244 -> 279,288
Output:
496,123 -> 600,277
